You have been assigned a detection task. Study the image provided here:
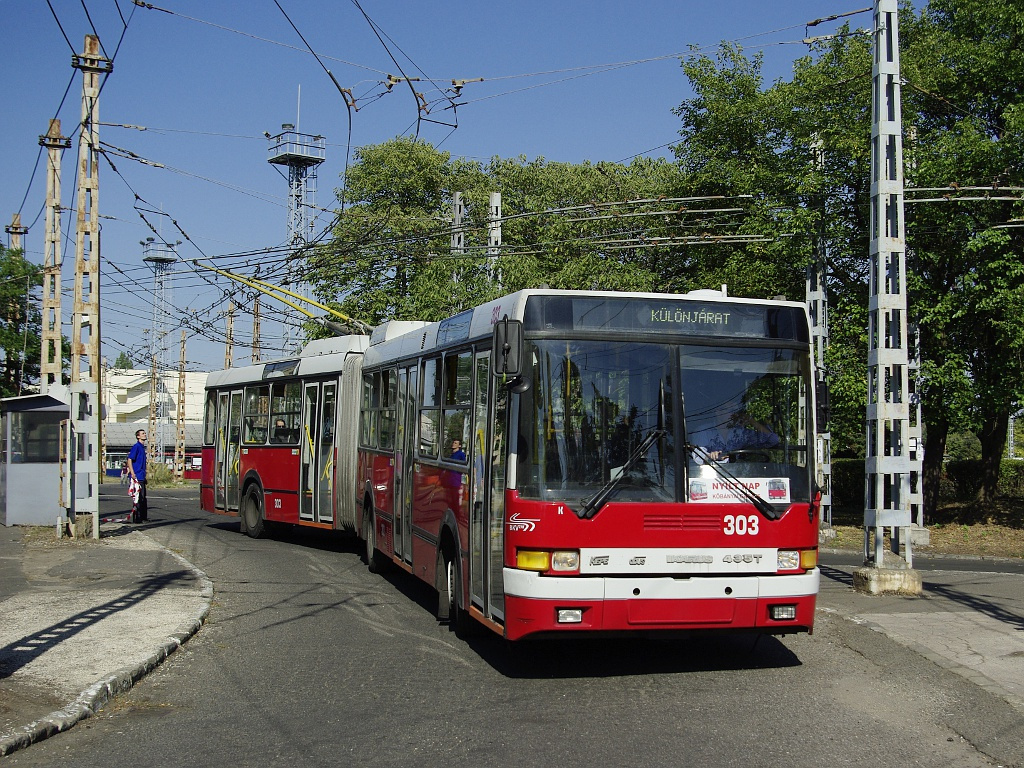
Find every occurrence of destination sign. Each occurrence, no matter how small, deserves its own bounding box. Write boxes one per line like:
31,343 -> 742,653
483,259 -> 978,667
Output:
523,296 -> 808,341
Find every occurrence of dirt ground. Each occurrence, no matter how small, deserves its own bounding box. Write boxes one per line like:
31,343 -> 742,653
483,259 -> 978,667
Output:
828,499 -> 1024,560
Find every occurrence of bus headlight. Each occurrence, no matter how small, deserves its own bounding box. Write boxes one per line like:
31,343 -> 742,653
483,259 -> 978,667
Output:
551,551 -> 580,572
777,550 -> 800,571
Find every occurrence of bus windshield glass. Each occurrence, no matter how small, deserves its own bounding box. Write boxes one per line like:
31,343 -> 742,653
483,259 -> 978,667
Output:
516,339 -> 812,507
517,340 -> 676,504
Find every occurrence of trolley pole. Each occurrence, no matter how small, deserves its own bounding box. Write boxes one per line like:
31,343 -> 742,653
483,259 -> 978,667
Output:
855,1 -> 921,594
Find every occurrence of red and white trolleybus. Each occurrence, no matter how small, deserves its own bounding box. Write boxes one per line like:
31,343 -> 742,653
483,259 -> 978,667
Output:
202,288 -> 821,642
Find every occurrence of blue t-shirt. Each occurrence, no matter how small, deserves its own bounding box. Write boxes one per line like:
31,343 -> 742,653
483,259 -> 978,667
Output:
128,441 -> 147,482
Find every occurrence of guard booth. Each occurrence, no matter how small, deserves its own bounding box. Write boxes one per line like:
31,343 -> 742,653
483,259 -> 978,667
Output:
0,393 -> 69,526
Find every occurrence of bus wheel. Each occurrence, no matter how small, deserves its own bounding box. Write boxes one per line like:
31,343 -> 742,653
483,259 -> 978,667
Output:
438,547 -> 471,636
363,505 -> 386,573
242,486 -> 266,539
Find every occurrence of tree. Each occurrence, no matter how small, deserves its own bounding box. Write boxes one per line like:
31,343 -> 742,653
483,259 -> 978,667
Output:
113,350 -> 134,369
901,0 -> 1024,507
312,138 -> 680,326
0,245 -> 43,398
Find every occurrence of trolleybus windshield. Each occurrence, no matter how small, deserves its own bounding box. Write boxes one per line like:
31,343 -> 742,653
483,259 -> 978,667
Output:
515,339 -> 812,511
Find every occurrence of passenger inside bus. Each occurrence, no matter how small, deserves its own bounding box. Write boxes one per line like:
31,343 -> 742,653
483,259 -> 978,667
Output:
271,418 -> 296,444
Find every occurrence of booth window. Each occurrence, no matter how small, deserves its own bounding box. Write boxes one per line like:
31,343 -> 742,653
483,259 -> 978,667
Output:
10,412 -> 62,463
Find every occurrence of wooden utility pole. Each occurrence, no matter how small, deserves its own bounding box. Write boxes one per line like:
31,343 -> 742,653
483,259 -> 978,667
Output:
69,35 -> 110,539
40,119 -> 70,394
175,330 -> 186,480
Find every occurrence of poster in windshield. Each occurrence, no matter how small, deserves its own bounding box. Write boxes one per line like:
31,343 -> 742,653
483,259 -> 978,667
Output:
688,477 -> 790,504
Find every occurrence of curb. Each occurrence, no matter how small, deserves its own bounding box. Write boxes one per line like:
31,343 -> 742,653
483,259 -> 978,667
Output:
0,538 -> 213,757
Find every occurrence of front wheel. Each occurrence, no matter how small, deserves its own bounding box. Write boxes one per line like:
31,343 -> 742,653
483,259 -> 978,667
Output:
241,485 -> 266,538
437,547 -> 472,636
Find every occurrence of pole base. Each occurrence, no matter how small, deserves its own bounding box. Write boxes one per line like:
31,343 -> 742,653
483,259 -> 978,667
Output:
853,564 -> 922,595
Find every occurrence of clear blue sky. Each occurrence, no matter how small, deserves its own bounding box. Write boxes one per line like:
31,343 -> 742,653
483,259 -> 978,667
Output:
1,0 -> 867,371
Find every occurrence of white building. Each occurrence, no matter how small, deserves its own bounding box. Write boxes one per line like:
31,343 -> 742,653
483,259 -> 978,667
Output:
104,368 -> 208,424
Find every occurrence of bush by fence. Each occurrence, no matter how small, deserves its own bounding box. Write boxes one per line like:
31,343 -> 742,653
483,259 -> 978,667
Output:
829,457 -> 1024,509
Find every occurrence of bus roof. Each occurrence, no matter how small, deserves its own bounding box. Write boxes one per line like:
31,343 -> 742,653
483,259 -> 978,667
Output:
205,335 -> 369,389
363,288 -> 809,366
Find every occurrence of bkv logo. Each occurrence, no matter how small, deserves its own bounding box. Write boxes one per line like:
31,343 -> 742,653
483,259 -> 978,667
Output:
507,512 -> 539,532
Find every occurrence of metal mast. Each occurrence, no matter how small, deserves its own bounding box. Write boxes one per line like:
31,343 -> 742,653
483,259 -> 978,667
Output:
267,124 -> 325,350
808,139 -> 832,531
143,238 -> 177,467
858,0 -> 920,591
40,119 -> 70,394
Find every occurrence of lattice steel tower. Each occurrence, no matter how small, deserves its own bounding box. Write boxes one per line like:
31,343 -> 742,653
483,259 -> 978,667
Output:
268,124 -> 325,248
143,238 -> 177,466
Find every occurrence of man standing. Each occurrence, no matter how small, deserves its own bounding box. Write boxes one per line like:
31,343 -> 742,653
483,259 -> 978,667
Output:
127,429 -> 148,522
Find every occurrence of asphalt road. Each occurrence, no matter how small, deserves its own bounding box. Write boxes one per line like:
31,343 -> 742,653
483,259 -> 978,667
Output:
6,487 -> 1022,767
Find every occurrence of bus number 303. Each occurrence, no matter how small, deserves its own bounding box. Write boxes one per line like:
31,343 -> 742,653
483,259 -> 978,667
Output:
723,514 -> 759,536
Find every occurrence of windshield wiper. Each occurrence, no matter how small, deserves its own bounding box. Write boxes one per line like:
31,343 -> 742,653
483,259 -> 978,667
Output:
577,429 -> 666,520
684,444 -> 780,521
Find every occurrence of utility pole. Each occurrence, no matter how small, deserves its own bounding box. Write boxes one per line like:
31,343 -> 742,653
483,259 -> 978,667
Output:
450,192 -> 466,255
225,300 -> 235,369
143,238 -> 177,465
68,34 -> 110,539
175,330 -> 186,480
488,192 -> 502,283
5,213 -> 28,251
5,215 -> 30,396
856,0 -> 921,593
808,139 -> 832,532
252,295 -> 261,363
40,119 -> 70,395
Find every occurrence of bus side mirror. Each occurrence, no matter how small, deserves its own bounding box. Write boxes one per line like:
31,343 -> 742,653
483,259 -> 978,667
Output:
815,380 -> 830,432
492,317 -> 523,378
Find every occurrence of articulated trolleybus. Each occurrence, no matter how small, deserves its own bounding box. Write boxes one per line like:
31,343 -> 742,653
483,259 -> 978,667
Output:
202,288 -> 821,642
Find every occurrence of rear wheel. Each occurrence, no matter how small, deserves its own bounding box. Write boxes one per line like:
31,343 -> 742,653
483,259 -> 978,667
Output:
241,485 -> 266,538
363,505 -> 387,573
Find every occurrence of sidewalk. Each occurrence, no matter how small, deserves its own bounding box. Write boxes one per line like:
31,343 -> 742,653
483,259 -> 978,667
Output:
817,555 -> 1024,711
2,522 -> 1024,758
0,521 -> 212,756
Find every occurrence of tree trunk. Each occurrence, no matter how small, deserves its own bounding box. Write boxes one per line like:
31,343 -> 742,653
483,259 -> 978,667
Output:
976,406 -> 1009,505
922,410 -> 949,524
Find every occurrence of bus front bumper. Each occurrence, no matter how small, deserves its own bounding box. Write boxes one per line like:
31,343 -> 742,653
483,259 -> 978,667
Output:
501,568 -> 819,641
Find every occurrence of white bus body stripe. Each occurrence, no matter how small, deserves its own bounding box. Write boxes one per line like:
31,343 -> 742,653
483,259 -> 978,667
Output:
503,568 -> 820,602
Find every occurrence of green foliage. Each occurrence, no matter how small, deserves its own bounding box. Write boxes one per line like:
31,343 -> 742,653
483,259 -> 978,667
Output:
0,245 -> 43,398
113,351 -> 134,370
944,431 -> 982,462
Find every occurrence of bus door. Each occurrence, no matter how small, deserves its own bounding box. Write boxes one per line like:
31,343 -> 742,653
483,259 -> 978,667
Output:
469,352 -> 507,621
215,392 -> 229,509
225,390 -> 243,511
394,365 -> 416,564
300,383 -> 319,522
318,382 -> 337,524
300,381 -> 337,524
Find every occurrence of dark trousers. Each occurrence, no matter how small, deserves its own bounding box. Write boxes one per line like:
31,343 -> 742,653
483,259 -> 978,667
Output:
134,480 -> 148,521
